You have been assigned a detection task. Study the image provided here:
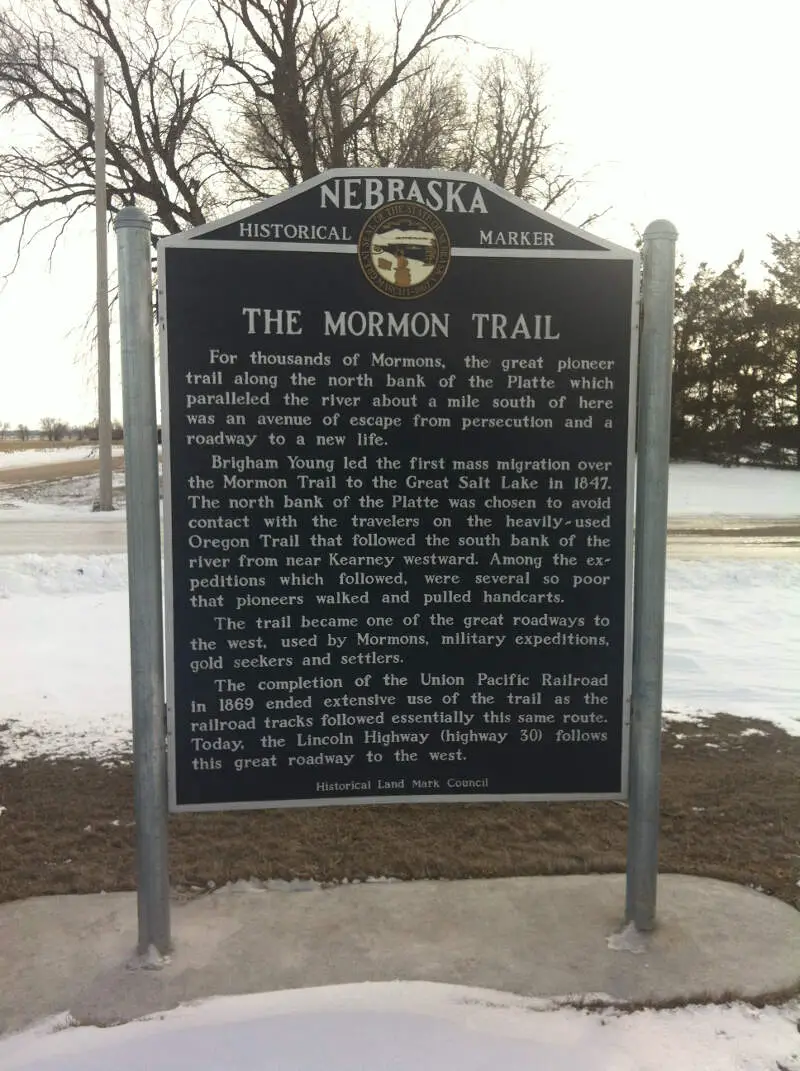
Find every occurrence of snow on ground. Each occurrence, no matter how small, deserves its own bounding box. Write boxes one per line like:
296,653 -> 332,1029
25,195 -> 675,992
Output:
664,560 -> 800,734
1,466 -> 799,1064
0,553 -> 797,763
0,445 -> 124,471
668,461 -> 800,517
1,459 -> 798,517
0,578 -> 132,763
0,462 -> 798,762
0,553 -> 128,597
1,983 -> 799,1071
0,471 -> 127,510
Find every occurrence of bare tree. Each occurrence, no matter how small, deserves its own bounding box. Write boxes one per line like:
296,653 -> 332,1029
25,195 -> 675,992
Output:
221,8 -> 589,213
40,416 -> 68,441
236,50 -> 471,184
462,54 -> 586,212
0,0 -> 596,264
0,0 -> 225,258
16,423 -> 29,440
0,420 -> 9,439
208,0 -> 469,188
362,60 -> 468,170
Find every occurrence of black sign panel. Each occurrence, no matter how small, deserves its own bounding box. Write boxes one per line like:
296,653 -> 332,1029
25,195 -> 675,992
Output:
159,169 -> 638,811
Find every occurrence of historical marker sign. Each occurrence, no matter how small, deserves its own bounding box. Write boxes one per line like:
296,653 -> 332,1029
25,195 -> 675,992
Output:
159,169 -> 639,812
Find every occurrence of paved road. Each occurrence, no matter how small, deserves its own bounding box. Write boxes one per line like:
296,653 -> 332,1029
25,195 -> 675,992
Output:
666,517 -> 800,560
0,516 -> 130,555
1,513 -> 798,559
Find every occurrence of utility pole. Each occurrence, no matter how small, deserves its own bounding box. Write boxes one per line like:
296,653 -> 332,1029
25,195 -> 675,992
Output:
94,55 -> 113,511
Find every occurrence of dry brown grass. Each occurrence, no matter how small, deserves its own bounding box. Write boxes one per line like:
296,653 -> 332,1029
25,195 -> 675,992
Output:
0,440 -> 83,453
1,714 -> 797,908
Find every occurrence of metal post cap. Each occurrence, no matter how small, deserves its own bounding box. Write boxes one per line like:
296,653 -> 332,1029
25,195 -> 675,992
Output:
114,205 -> 152,230
643,220 -> 678,241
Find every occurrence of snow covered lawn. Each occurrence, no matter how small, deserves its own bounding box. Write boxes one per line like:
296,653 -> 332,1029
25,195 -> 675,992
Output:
0,462 -> 799,761
664,560 -> 800,734
0,554 -> 797,762
2,983 -> 799,1071
668,461 -> 800,518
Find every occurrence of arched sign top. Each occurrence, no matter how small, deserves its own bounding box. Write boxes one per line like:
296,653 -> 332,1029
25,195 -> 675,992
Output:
161,168 -> 635,259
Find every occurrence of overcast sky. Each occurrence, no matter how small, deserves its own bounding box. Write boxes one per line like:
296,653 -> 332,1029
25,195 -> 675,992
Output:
1,0 -> 798,428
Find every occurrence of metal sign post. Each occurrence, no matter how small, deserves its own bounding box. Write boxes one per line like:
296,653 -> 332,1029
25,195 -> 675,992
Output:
625,219 -> 678,931
115,206 -> 172,957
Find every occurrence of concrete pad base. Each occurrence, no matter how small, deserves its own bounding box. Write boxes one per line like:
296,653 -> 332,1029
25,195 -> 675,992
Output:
1,874 -> 799,1035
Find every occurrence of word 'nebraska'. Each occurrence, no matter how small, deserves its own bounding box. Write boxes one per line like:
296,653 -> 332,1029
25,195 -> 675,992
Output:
320,177 -> 488,214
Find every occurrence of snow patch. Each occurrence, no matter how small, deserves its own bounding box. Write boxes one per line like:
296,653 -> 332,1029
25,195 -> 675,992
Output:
0,591 -> 132,763
0,554 -> 127,597
220,878 -> 322,894
0,499 -> 126,522
1,983 -> 799,1071
606,921 -> 650,954
127,946 -> 171,972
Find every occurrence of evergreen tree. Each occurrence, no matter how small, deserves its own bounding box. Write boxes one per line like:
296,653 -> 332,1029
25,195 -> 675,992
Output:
756,234 -> 800,466
670,248 -> 798,467
672,255 -> 751,461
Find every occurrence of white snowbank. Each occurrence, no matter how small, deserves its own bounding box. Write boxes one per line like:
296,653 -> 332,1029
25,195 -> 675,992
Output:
0,553 -> 797,764
0,554 -> 128,598
668,461 -> 800,517
0,445 -> 124,470
664,560 -> 800,734
1,983 -> 798,1071
0,589 -> 132,762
